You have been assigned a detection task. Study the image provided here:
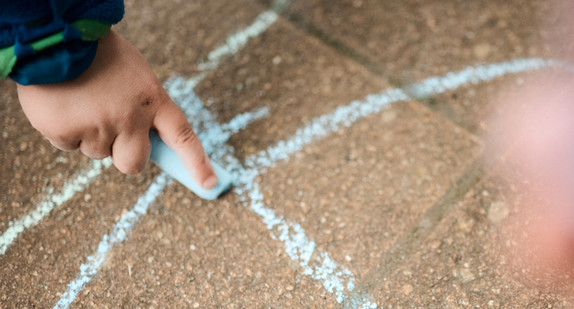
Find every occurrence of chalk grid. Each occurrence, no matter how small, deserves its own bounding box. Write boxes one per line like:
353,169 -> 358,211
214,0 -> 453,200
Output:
55,57 -> 568,308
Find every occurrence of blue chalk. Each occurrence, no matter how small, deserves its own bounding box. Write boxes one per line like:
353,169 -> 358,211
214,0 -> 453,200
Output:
149,131 -> 232,200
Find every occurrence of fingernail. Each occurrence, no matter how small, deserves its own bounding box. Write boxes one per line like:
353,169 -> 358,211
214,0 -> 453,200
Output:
202,174 -> 218,189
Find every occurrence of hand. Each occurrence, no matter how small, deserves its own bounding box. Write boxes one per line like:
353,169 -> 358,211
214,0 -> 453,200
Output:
16,31 -> 218,189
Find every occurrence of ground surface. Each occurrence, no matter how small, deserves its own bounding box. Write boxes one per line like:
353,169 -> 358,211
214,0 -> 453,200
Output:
1,0 -> 573,308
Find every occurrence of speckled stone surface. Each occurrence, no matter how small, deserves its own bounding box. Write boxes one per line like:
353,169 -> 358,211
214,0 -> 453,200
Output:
1,0 -> 570,308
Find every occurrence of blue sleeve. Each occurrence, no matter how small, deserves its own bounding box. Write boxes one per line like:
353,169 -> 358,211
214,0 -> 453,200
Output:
0,0 -> 124,85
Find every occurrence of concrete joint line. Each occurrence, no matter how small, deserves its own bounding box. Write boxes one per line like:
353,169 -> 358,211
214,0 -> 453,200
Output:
354,158 -> 486,295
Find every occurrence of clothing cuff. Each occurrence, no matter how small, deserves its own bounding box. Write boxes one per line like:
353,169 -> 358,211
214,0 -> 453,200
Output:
10,39 -> 98,85
0,18 -> 113,85
0,0 -> 125,85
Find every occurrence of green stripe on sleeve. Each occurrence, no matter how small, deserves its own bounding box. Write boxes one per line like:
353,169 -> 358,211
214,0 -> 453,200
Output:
0,18 -> 111,79
30,32 -> 65,52
0,46 -> 16,78
70,19 -> 111,41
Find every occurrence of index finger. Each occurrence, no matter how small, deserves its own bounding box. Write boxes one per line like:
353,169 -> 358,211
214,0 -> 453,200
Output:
153,99 -> 217,189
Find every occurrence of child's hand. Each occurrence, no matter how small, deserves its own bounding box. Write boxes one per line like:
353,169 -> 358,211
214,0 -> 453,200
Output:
16,31 -> 217,189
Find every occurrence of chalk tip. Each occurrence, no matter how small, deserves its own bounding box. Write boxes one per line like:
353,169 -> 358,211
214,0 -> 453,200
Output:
149,131 -> 232,200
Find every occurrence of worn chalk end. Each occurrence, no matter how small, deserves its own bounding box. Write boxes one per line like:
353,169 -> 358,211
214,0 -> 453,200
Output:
149,131 -> 232,200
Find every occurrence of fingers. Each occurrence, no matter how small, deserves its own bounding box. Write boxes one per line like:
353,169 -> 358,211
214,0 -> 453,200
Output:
111,131 -> 152,174
49,128 -> 149,172
153,100 -> 217,189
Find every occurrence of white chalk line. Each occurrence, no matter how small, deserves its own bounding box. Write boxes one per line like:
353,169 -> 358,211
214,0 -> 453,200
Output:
0,7 -> 285,258
54,172 -> 171,309
247,58 -> 563,172
198,11 -> 278,71
0,158 -> 113,255
241,179 -> 363,304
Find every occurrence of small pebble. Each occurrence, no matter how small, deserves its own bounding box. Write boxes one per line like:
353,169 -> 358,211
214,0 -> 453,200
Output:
488,201 -> 509,224
402,284 -> 413,295
473,43 -> 492,59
